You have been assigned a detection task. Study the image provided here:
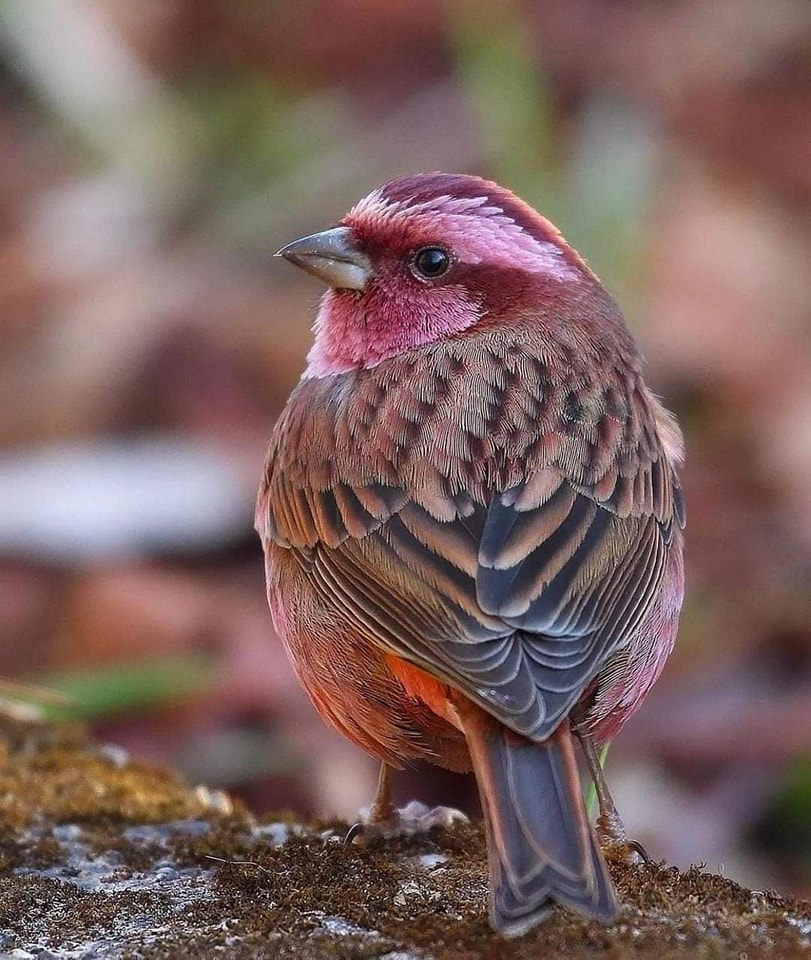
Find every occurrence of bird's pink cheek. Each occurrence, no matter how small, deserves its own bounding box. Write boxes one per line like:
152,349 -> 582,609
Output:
305,285 -> 483,376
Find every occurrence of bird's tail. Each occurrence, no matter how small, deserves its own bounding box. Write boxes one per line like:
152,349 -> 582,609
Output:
462,708 -> 617,937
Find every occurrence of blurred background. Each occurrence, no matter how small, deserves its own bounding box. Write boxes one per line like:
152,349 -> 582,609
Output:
0,0 -> 809,900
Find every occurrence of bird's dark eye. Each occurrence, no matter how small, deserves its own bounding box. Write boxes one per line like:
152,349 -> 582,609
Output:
411,246 -> 451,280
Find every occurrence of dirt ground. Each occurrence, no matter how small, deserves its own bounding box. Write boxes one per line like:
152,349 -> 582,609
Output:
0,719 -> 809,959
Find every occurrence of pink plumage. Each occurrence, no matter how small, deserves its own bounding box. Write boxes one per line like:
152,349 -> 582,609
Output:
258,172 -> 685,936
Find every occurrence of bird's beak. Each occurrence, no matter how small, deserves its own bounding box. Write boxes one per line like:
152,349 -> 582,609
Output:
275,226 -> 373,291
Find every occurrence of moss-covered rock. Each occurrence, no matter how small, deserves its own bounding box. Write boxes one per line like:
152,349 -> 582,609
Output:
1,719 -> 809,959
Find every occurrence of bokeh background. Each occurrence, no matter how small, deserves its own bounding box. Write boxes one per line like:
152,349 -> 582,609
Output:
1,0 -> 809,900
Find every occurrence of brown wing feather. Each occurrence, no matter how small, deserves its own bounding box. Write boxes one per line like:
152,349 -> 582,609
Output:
257,326 -> 684,740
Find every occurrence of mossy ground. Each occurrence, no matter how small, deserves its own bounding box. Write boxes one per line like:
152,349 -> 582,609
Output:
0,718 -> 808,959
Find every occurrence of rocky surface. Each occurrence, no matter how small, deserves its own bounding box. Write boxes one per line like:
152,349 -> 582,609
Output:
0,719 -> 809,959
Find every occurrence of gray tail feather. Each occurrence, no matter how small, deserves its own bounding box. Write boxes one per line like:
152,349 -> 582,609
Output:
467,716 -> 617,937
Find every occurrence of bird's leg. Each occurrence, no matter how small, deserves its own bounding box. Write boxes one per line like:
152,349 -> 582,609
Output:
368,761 -> 395,823
345,761 -> 467,845
345,762 -> 393,844
576,728 -> 650,864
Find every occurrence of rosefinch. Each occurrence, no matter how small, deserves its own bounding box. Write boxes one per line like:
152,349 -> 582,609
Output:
257,173 -> 685,936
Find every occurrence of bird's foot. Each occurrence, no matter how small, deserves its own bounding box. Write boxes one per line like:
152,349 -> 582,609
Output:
596,811 -> 650,865
345,800 -> 468,845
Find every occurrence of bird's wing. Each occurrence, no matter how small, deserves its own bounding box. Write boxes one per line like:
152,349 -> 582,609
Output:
258,341 -> 684,740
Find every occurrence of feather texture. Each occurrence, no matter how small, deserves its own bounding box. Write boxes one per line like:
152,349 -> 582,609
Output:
459,706 -> 617,935
258,321 -> 683,741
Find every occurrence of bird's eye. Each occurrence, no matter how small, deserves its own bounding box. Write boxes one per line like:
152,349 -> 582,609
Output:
411,246 -> 451,280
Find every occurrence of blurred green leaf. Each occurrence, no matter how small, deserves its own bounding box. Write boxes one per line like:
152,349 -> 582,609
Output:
585,743 -> 611,820
447,1 -> 659,301
447,0 -> 562,218
33,655 -> 218,722
750,758 -> 811,883
175,74 -> 348,216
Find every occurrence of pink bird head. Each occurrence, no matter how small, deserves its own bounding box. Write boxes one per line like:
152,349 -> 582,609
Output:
277,173 -> 605,378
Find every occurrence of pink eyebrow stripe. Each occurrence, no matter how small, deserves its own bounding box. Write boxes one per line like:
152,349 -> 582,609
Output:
349,190 -> 580,282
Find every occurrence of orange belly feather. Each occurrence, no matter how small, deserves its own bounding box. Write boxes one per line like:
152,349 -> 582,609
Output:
385,654 -> 464,732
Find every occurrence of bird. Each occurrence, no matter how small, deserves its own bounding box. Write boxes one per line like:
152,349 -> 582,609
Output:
256,172 -> 685,936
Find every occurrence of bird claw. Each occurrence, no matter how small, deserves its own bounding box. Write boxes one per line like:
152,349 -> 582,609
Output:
595,812 -> 650,864
599,835 -> 651,865
345,800 -> 468,845
343,821 -> 365,846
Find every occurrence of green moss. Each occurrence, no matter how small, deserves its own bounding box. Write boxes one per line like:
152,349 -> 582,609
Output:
0,718 -> 809,959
